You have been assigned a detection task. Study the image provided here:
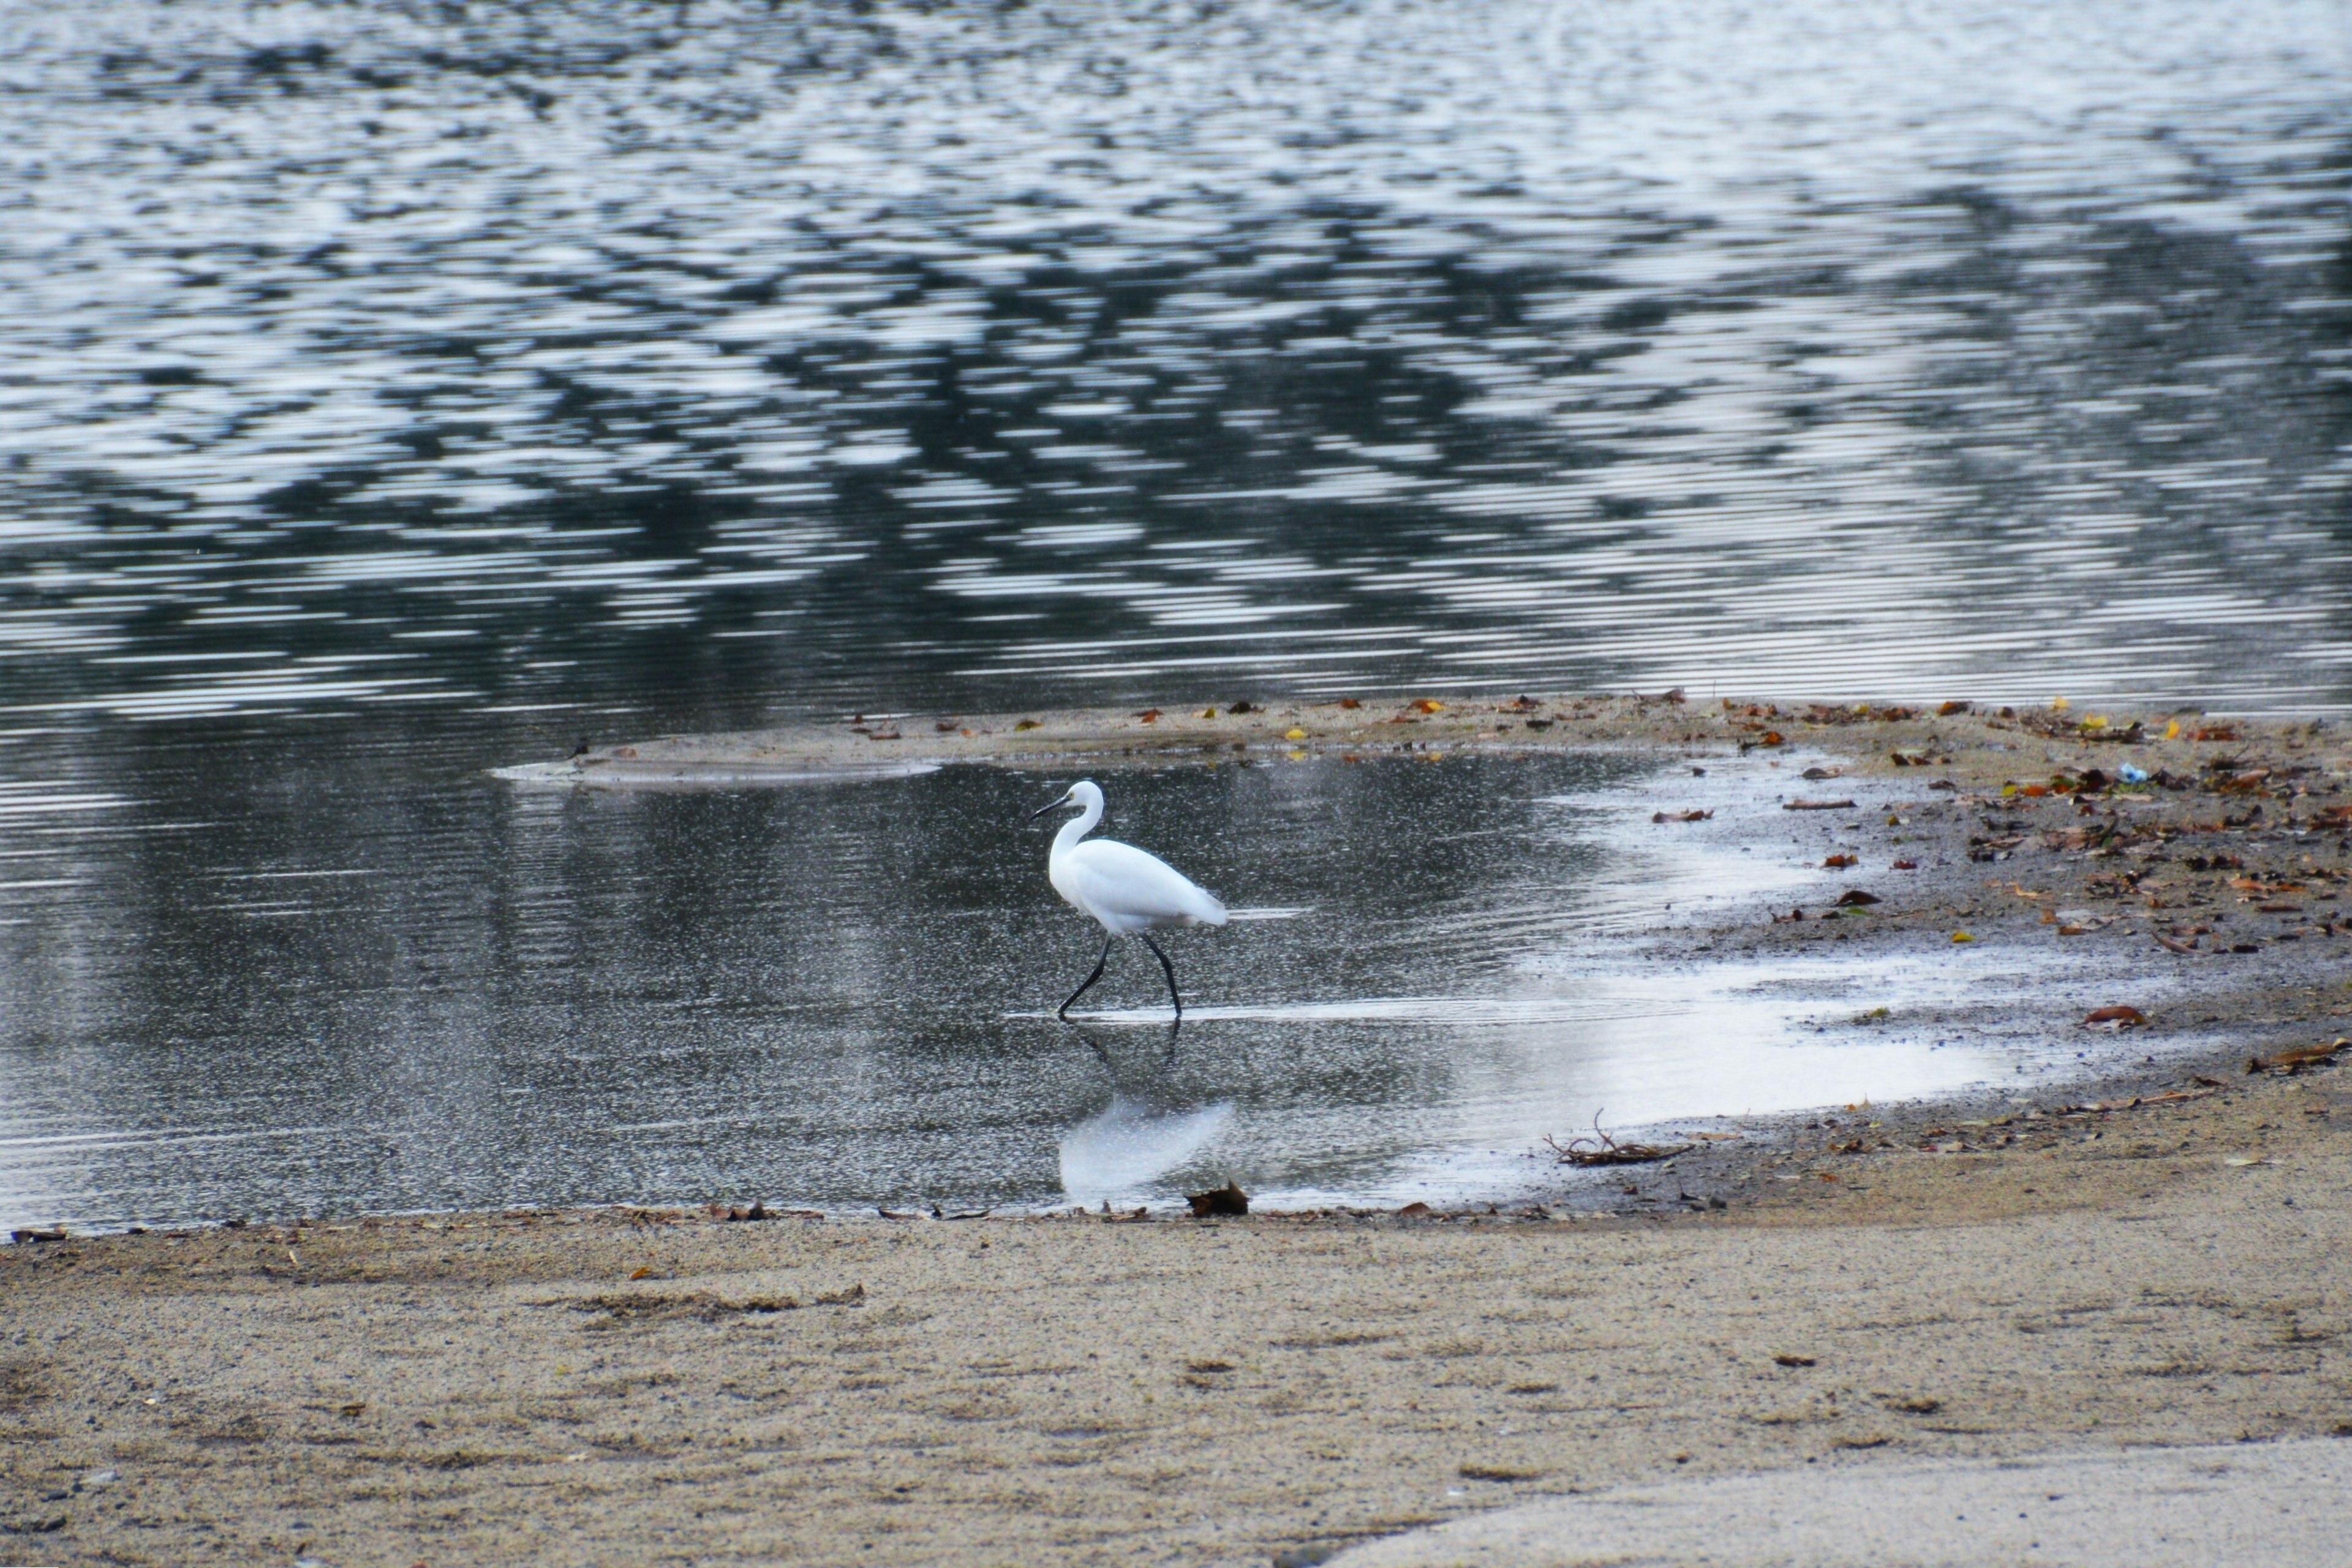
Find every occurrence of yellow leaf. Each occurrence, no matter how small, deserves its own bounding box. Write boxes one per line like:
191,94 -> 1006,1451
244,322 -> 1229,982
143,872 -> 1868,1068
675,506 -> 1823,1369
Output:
2051,696 -> 2070,710
1200,707 -> 1218,718
1284,727 -> 1307,740
2163,718 -> 2181,740
2081,714 -> 2108,730
1950,931 -> 1975,943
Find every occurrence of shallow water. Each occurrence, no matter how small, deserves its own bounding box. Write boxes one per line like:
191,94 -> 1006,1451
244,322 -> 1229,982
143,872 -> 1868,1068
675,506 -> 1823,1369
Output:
4,0 -> 2349,1225
0,747 -> 2187,1229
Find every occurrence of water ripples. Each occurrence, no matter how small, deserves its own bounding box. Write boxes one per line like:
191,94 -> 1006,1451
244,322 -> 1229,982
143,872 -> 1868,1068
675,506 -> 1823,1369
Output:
0,0 -> 2345,722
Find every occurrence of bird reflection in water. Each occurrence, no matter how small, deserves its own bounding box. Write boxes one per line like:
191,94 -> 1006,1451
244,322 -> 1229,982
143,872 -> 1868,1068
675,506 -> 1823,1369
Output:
1056,1025 -> 1235,1211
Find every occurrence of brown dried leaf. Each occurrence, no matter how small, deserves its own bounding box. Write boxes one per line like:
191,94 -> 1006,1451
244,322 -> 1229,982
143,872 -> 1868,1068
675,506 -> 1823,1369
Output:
2247,1038 -> 2348,1074
1186,1182 -> 1249,1218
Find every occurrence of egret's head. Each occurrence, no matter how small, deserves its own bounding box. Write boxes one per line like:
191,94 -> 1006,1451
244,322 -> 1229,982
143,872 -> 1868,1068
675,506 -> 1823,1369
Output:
1027,778 -> 1104,821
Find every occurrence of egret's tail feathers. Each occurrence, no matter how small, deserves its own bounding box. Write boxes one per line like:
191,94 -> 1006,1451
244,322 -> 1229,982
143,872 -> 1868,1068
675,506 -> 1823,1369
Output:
1191,889 -> 1229,927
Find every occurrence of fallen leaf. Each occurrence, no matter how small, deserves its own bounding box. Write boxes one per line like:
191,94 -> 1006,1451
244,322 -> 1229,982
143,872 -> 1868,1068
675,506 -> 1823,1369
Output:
1834,889 -> 1880,907
1199,707 -> 1218,718
339,1401 -> 366,1418
1339,697 -> 1362,709
1411,698 -> 1444,714
1774,1354 -> 1817,1368
1892,859 -> 1918,870
1757,731 -> 1785,747
2223,1155 -> 2269,1167
1459,1463 -> 1546,1482
1228,700 -> 1257,714
1133,708 -> 1162,723
1013,718 -> 1042,731
1938,701 -> 1971,715
1803,766 -> 1845,780
1951,931 -> 1975,943
1284,727 -> 1308,740
2083,1005 -> 2147,1030
1784,798 -> 1857,811
2155,933 -> 2199,952
1823,853 -> 1858,868
2247,1038 -> 2347,1074
1653,809 -> 1714,823
2192,726 -> 2239,742
1187,1182 -> 1249,1218
628,1266 -> 655,1281
1396,1201 -> 1434,1218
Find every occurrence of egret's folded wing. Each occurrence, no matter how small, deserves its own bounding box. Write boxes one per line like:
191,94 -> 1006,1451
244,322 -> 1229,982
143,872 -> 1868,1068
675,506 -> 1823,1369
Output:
1065,840 -> 1226,925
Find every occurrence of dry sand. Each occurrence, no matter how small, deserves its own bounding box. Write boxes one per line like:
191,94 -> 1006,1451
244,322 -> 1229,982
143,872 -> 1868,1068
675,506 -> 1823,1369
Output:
6,1071 -> 2350,1565
10,694 -> 2351,1564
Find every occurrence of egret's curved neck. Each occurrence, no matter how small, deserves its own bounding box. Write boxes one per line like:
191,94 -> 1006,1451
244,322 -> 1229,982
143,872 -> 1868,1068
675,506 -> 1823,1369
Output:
1052,793 -> 1102,857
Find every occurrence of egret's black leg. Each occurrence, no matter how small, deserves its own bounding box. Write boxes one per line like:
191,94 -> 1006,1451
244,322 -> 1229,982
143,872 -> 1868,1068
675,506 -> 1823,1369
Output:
1139,932 -> 1182,1023
1059,937 -> 1114,1019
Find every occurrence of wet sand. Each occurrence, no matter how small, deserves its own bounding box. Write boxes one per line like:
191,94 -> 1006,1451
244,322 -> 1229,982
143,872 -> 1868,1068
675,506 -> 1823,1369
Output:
9,695 -> 2350,1562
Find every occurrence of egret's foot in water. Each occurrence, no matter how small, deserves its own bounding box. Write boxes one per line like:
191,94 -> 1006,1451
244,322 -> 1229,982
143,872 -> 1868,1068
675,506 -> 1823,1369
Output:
1139,932 -> 1183,1022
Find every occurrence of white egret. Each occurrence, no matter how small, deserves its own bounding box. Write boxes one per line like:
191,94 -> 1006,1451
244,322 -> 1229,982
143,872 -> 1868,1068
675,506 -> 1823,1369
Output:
1028,779 -> 1227,1021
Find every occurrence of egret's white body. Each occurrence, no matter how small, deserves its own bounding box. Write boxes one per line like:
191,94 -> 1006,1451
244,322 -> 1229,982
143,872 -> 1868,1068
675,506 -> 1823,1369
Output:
1047,782 -> 1227,934
1034,780 -> 1225,1019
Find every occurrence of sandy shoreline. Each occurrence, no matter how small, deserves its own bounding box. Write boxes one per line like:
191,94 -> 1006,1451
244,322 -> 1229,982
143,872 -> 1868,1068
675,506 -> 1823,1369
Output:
5,1065 -> 2350,1564
7,693 -> 2350,1562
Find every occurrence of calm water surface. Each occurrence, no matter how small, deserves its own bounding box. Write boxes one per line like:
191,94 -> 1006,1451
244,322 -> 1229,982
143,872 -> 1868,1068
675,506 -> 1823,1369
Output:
7,747 -> 2103,1229
2,0 -> 2348,1225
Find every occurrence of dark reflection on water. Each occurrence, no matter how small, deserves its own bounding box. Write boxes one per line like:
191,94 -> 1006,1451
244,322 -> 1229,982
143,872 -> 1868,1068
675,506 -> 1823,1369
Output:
1,0 -> 2348,722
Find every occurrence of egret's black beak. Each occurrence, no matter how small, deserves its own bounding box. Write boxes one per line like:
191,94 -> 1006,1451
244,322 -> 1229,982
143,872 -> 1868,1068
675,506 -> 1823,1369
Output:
1027,794 -> 1069,821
